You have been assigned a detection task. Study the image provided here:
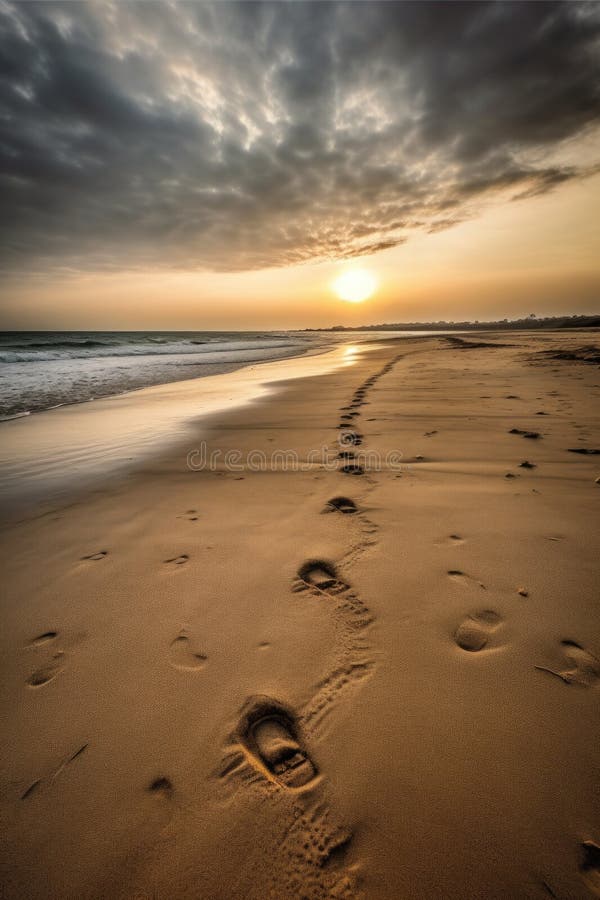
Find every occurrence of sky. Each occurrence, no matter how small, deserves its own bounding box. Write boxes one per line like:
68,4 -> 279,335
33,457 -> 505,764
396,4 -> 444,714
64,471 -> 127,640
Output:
1,0 -> 599,330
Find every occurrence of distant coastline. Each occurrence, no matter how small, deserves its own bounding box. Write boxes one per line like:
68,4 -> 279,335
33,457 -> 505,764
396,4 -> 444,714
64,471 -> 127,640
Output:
304,314 -> 600,332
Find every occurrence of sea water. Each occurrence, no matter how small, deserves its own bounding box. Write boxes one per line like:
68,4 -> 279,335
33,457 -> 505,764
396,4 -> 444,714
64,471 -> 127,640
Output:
0,330 -> 321,419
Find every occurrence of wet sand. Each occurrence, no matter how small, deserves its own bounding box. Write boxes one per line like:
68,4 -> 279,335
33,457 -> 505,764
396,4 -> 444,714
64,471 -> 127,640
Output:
1,331 -> 599,899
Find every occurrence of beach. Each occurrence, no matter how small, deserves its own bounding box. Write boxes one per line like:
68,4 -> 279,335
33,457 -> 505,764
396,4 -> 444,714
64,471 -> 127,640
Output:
1,330 -> 599,899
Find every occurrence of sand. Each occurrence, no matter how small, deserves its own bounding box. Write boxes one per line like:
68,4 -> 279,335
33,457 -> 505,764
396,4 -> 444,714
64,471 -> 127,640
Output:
1,331 -> 599,899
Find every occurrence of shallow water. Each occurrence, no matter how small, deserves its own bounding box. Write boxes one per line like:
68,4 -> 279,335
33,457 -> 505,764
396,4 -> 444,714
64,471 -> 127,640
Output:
0,330 -> 320,419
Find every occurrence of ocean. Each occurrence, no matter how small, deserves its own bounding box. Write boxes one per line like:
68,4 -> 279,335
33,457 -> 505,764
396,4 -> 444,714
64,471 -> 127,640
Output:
0,330 -> 323,420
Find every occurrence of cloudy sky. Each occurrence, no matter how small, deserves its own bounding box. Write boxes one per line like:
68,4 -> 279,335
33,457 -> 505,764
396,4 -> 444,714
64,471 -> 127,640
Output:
1,0 -> 599,328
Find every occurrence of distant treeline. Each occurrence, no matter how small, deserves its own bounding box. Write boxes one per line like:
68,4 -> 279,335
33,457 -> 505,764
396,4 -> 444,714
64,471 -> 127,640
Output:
305,315 -> 600,332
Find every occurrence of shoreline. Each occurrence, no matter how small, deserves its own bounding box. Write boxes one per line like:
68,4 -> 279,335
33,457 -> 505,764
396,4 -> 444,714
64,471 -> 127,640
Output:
0,336 -> 323,423
0,329 -> 451,422
0,339 -> 371,522
0,331 -> 457,523
1,329 -> 599,899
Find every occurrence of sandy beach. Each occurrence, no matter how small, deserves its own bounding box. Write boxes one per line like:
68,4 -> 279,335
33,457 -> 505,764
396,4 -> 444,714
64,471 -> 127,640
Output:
1,330 -> 599,900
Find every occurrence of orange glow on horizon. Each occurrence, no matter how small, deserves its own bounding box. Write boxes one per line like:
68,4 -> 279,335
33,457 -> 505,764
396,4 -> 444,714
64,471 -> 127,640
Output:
1,172 -> 599,331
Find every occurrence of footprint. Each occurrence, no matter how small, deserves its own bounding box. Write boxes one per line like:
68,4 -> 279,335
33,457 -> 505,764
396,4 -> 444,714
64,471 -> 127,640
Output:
580,841 -> 600,895
294,559 -> 349,594
290,556 -> 374,731
164,554 -> 189,565
448,569 -> 486,590
178,510 -> 199,521
535,640 -> 599,686
318,828 -> 353,871
27,651 -> 66,687
339,431 -> 363,447
340,464 -> 364,476
169,632 -> 207,670
81,551 -> 107,561
322,497 -> 358,515
509,429 -> 541,440
454,610 -> 503,652
236,696 -> 318,790
435,534 -> 464,547
148,777 -> 174,799
28,631 -> 58,647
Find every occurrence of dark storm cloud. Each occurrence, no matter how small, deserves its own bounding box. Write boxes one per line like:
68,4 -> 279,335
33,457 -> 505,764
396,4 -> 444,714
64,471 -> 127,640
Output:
0,0 -> 598,273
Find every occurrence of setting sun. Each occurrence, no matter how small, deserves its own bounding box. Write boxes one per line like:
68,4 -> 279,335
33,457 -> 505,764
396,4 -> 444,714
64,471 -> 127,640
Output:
333,268 -> 377,303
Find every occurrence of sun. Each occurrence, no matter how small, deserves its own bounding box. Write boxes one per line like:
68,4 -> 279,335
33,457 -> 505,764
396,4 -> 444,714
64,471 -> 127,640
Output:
333,268 -> 377,303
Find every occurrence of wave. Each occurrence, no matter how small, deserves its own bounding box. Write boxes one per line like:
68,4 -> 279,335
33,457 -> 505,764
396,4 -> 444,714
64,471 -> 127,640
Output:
3,339 -> 112,350
0,337 -> 300,364
0,410 -> 31,421
0,331 -> 323,419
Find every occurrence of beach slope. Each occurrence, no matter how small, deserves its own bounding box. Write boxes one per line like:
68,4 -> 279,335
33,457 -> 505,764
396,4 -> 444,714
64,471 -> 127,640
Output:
1,331 -> 599,899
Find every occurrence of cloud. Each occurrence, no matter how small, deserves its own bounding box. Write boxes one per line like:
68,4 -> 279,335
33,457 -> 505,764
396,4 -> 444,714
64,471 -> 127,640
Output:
0,0 -> 598,274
